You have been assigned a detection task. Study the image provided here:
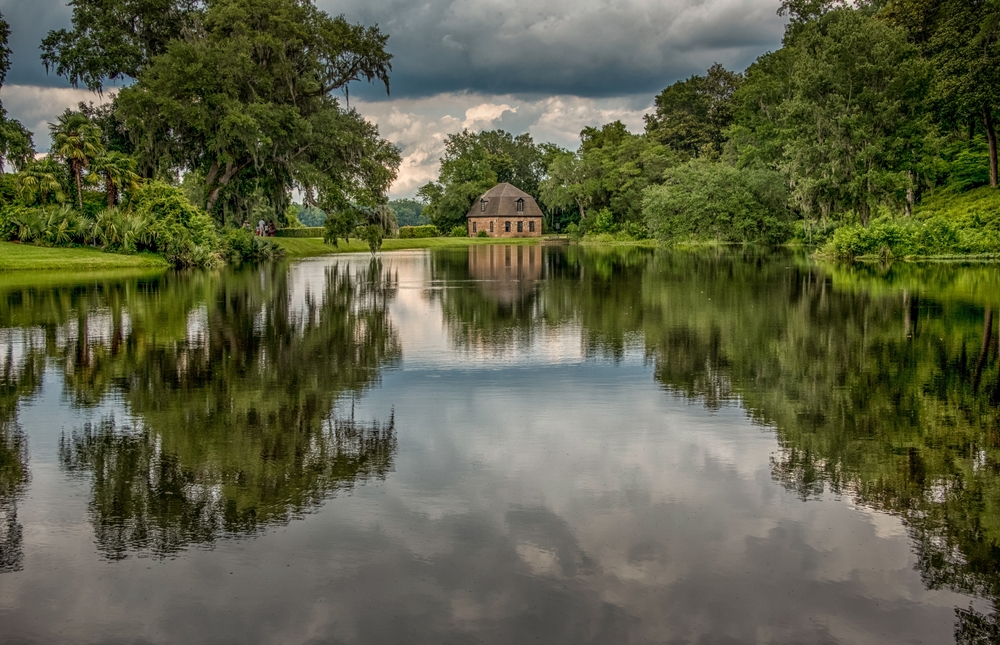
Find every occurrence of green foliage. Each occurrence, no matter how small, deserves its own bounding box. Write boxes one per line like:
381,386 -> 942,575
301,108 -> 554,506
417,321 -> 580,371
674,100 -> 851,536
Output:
287,203 -> 327,227
276,227 -> 324,238
128,180 -> 221,266
643,161 -> 792,244
449,225 -> 467,238
477,230 -> 488,238
221,226 -> 283,263
389,198 -> 427,227
733,8 -> 932,225
398,224 -> 439,239
645,63 -> 742,159
49,110 -> 105,210
540,122 -> 677,229
14,158 -> 68,206
6,205 -> 90,246
323,210 -> 358,247
115,0 -> 399,221
358,224 -> 385,255
822,187 -> 1000,259
418,129 -> 545,231
41,0 -> 196,91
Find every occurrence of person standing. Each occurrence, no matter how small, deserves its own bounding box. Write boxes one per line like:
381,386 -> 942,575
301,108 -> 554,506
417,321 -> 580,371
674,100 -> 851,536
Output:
257,219 -> 265,236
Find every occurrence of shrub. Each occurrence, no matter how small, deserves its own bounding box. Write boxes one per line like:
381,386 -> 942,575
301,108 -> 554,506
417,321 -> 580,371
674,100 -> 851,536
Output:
0,205 -> 19,240
449,225 -> 467,238
276,227 -> 324,238
7,205 -> 90,246
477,230 -> 489,238
127,181 -> 222,267
222,227 -> 284,262
398,224 -> 439,239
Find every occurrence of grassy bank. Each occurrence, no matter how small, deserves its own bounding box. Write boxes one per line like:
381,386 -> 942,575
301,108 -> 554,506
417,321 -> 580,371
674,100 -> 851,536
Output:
275,236 -> 543,258
0,241 -> 170,271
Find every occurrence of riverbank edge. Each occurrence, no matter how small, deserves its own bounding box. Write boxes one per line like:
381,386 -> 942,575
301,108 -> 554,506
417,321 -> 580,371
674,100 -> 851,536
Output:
0,241 -> 171,271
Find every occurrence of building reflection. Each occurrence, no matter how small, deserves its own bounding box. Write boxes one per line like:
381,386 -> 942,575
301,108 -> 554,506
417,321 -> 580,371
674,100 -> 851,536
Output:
467,244 -> 543,305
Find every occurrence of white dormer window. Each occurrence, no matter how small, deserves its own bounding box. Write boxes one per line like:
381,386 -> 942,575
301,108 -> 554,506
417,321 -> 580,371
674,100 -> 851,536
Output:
516,198 -> 524,212
480,199 -> 488,212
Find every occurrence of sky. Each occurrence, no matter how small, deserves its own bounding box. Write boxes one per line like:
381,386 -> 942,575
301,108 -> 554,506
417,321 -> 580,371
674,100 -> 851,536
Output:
0,0 -> 787,197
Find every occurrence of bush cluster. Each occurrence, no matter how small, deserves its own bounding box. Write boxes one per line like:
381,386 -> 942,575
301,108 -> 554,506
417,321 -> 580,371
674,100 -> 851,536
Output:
1,181 -> 282,266
398,225 -> 439,238
822,187 -> 1000,259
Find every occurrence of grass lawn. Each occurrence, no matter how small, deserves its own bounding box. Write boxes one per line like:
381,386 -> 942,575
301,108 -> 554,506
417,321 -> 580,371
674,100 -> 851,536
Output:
0,241 -> 170,271
275,236 -> 544,258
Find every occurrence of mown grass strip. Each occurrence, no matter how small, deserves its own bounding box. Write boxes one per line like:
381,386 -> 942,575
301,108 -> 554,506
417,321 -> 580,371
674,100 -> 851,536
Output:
0,241 -> 170,271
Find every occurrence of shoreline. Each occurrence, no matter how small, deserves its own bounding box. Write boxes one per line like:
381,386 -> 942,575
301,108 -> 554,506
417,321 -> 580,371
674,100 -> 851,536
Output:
5,237 -> 1000,272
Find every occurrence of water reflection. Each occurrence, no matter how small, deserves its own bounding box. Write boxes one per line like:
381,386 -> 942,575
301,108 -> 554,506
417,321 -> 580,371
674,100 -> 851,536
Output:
0,260 -> 401,560
431,246 -> 1000,638
0,248 -> 999,643
60,411 -> 395,560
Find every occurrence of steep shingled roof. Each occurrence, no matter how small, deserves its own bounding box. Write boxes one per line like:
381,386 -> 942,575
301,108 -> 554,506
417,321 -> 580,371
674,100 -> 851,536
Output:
465,183 -> 544,218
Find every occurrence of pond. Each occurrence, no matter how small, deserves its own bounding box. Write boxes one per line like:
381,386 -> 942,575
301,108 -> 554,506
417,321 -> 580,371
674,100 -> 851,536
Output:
1,246 -> 999,644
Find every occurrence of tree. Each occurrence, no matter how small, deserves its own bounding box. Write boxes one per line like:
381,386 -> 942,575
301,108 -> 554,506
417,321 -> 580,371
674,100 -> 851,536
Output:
886,0 -> 1000,188
49,111 -> 104,210
734,7 -> 932,225
14,158 -> 67,205
418,129 -> 545,232
644,64 -> 742,158
41,0 -> 202,91
90,151 -> 140,206
115,0 -> 399,222
642,161 -> 792,243
0,10 -> 35,174
389,198 -> 426,227
540,121 -> 677,228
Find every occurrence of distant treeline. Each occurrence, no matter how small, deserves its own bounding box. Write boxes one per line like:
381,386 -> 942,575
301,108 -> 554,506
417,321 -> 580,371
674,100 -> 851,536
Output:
418,0 -> 1000,254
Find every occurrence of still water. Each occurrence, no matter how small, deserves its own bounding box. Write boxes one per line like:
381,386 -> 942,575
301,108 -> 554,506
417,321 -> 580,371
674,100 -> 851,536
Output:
1,245 -> 999,644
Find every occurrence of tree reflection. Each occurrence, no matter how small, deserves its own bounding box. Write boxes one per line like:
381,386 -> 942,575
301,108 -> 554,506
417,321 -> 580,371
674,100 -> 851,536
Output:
0,259 -> 401,560
432,244 -> 1000,641
0,334 -> 41,573
60,411 -> 395,560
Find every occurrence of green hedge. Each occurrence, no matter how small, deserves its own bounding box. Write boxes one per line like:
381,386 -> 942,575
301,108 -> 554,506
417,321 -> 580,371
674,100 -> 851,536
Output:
398,224 -> 439,239
276,227 -> 324,238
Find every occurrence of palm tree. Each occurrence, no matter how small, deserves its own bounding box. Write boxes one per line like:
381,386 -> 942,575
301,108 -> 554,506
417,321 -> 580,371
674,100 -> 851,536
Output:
90,152 -> 141,207
49,111 -> 104,210
14,158 -> 66,205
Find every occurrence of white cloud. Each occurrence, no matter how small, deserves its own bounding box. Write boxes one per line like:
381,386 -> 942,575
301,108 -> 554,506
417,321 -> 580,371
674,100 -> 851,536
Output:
355,92 -> 653,198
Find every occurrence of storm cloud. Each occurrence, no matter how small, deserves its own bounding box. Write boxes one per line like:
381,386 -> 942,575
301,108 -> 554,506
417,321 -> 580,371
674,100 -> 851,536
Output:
335,0 -> 785,100
0,0 -> 786,195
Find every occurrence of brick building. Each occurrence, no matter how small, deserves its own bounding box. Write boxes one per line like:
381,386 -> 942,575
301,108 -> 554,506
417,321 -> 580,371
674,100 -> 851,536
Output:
466,183 -> 543,238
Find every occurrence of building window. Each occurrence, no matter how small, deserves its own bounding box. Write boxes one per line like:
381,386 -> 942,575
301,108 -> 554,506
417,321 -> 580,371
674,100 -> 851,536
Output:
480,199 -> 487,212
516,198 -> 524,212
505,221 -> 511,232
472,222 -> 477,233
529,220 -> 535,232
517,221 -> 523,232
490,221 -> 494,232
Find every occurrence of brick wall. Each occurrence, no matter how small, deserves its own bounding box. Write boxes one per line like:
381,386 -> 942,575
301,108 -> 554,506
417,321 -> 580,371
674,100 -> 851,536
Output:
467,216 -> 542,237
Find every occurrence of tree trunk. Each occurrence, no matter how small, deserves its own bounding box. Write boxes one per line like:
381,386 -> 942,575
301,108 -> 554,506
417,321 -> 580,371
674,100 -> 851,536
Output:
576,198 -> 585,221
105,176 -> 116,207
205,161 -> 242,214
74,163 -> 83,210
858,201 -> 870,228
986,107 -> 999,189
